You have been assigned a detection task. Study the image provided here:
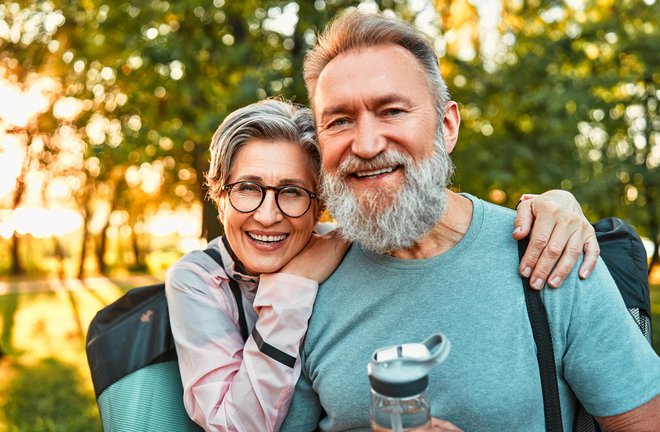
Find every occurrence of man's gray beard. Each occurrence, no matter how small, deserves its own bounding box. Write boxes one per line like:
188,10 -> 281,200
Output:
321,135 -> 454,254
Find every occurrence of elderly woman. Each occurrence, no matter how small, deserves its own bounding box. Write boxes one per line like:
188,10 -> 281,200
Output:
165,99 -> 597,432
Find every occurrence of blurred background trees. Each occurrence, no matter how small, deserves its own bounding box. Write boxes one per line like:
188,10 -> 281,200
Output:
0,0 -> 658,277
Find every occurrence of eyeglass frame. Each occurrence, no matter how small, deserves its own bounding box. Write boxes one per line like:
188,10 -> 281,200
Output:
221,181 -> 318,218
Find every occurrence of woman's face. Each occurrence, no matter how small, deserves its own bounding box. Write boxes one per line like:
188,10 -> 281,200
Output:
218,139 -> 320,276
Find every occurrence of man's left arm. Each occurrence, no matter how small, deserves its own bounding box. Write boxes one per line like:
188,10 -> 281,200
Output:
557,261 -> 660,429
513,189 -> 599,289
595,394 -> 659,432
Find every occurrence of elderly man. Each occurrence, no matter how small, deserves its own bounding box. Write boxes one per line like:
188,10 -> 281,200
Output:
281,11 -> 659,432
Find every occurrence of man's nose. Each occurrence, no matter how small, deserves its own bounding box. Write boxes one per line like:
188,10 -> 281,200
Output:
252,191 -> 283,225
352,116 -> 387,159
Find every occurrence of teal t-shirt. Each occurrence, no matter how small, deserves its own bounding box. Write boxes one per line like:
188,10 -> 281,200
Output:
281,195 -> 659,432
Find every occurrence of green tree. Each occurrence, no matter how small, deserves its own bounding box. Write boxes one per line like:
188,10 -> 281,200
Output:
448,0 -> 659,266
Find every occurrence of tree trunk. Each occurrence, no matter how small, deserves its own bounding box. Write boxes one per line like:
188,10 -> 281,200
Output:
130,223 -> 141,268
53,237 -> 66,281
76,183 -> 93,279
9,137 -> 31,276
10,234 -> 23,276
193,140 -> 222,241
95,222 -> 110,275
78,216 -> 89,279
127,212 -> 147,271
203,199 -> 222,241
94,178 -> 125,275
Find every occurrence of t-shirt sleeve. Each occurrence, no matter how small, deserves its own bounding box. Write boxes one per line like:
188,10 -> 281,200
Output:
165,256 -> 319,431
546,258 -> 660,417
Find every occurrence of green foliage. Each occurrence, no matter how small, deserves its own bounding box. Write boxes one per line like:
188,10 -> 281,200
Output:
653,283 -> 660,352
450,0 -> 658,262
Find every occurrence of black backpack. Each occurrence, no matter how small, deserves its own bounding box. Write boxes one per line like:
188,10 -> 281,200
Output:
518,217 -> 653,432
86,248 -> 248,431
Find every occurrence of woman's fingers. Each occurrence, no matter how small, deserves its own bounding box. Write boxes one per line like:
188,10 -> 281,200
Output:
514,190 -> 598,289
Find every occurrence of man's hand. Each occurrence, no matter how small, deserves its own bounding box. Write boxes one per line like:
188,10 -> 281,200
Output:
513,190 -> 599,289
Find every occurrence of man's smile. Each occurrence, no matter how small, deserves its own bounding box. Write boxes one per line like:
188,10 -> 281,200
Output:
353,166 -> 399,178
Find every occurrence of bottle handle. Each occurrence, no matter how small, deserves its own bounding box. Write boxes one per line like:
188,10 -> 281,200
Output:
420,333 -> 451,369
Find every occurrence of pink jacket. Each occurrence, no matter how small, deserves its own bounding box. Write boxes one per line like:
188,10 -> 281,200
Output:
165,237 -> 318,431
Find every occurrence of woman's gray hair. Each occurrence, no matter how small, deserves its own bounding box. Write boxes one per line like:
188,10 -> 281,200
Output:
303,10 -> 450,120
205,99 -> 320,207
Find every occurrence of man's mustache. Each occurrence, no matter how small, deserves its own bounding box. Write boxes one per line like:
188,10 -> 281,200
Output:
336,151 -> 411,177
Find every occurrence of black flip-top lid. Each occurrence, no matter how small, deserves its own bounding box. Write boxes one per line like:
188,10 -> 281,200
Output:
369,374 -> 429,398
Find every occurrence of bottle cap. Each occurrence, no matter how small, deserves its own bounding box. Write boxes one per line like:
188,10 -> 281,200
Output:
367,333 -> 450,398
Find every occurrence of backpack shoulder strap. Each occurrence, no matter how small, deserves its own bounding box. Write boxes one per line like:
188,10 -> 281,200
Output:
518,238 -> 564,432
203,248 -> 249,342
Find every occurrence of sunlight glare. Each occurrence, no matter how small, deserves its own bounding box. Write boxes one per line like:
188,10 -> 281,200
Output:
11,207 -> 83,238
0,134 -> 23,197
53,96 -> 83,121
179,237 -> 208,254
144,211 -> 201,237
0,77 -> 57,128
263,3 -> 299,36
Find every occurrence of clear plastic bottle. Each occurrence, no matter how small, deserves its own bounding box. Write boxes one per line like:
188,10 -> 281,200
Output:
370,387 -> 431,431
368,333 -> 450,432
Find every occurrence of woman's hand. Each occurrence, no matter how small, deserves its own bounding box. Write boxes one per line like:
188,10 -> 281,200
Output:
423,417 -> 464,431
513,190 -> 599,289
372,418 -> 463,432
279,230 -> 350,282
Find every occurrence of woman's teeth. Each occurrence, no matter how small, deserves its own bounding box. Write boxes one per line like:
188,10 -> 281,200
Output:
247,233 -> 287,243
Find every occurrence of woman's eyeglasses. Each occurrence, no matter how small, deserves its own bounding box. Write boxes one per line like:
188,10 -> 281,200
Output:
222,181 -> 317,218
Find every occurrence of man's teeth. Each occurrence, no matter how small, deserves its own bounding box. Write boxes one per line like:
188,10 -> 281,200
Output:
355,167 -> 395,178
247,233 -> 287,242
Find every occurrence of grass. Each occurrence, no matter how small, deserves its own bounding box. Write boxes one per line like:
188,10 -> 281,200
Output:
0,276 -> 657,430
0,276 -> 153,432
1,358 -> 100,431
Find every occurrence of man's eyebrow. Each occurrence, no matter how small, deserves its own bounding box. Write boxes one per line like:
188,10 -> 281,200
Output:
319,105 -> 350,122
371,93 -> 414,107
319,94 -> 414,121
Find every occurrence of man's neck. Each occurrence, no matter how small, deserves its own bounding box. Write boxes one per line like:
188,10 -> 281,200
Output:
388,191 -> 473,260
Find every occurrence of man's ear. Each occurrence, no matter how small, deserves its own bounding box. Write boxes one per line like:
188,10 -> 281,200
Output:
442,101 -> 461,154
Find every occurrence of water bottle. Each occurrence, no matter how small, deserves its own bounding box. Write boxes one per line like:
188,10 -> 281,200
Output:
368,333 -> 450,432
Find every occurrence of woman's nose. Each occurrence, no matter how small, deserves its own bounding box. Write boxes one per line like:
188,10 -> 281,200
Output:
252,190 -> 283,226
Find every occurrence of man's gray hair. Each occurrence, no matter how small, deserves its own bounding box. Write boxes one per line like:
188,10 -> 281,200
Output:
206,99 -> 320,206
303,10 -> 450,119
